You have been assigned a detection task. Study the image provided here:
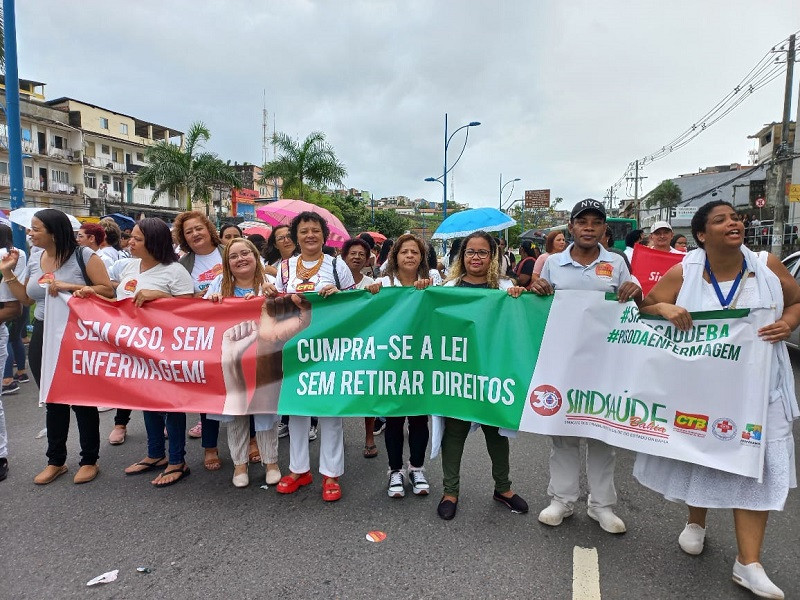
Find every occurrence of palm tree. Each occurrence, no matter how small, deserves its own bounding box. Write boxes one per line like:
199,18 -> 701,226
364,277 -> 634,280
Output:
260,131 -> 346,200
136,121 -> 241,211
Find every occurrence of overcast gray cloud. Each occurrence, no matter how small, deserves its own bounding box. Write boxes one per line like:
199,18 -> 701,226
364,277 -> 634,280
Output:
16,1 -> 799,210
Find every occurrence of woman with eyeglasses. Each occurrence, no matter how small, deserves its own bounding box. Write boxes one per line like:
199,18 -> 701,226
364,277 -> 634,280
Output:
435,230 -> 529,520
671,233 -> 688,253
205,238 -> 281,488
367,233 -> 433,498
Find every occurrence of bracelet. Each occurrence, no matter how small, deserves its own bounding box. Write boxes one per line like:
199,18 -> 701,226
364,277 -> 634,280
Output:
3,275 -> 17,284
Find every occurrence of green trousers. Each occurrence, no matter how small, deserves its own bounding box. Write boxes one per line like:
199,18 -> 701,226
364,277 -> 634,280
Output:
440,417 -> 511,497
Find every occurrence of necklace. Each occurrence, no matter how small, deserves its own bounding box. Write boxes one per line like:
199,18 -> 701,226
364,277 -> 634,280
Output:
704,256 -> 747,309
295,255 -> 324,292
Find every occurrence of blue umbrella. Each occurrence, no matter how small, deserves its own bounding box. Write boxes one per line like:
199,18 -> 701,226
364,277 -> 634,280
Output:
431,207 -> 516,240
102,213 -> 136,230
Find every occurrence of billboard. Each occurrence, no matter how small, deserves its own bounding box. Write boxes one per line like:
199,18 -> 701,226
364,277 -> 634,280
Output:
525,189 -> 551,209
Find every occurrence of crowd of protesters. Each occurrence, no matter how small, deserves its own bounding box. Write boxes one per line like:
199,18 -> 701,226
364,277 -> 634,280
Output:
0,199 -> 796,598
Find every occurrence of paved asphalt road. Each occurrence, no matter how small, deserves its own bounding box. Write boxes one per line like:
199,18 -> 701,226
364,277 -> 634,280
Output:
1,356 -> 799,599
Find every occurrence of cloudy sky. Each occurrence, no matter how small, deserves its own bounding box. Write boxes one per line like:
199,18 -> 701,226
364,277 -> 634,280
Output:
16,1 -> 800,211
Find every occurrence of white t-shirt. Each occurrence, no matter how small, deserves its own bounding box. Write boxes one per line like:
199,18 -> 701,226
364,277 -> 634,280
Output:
429,269 -> 443,286
116,259 -> 195,300
354,274 -> 375,290
98,246 -> 119,263
191,248 -> 223,293
275,255 -> 355,293
109,257 -> 136,282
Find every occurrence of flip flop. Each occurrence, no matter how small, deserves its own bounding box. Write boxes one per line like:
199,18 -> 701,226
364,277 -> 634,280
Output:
152,465 -> 191,487
204,452 -> 222,471
125,458 -> 168,475
363,444 -> 378,458
248,441 -> 261,464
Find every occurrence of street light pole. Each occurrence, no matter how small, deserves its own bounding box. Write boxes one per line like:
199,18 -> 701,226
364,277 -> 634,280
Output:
500,175 -> 521,241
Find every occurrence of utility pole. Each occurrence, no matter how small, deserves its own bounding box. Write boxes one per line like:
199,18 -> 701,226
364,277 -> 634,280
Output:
634,160 -> 640,225
770,33 -> 795,257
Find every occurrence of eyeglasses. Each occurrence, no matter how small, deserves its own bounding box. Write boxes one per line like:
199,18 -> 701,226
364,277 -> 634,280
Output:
229,249 -> 253,260
464,249 -> 490,259
275,235 -> 291,243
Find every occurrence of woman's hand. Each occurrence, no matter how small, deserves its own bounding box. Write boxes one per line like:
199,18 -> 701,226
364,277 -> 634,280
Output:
206,293 -> 223,303
318,284 -> 338,298
132,289 -> 169,307
658,304 -> 692,331
48,280 -> 72,297
366,282 -> 383,295
0,248 -> 20,276
264,283 -> 279,297
413,278 -> 432,290
222,320 -> 259,362
73,286 -> 96,299
758,319 -> 792,343
243,292 -> 257,300
507,286 -> 526,298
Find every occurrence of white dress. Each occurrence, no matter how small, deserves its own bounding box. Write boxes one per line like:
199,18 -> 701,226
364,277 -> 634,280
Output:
633,275 -> 797,510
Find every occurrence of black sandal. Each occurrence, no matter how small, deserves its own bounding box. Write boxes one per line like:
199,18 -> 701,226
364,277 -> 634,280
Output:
152,465 -> 191,487
125,458 -> 168,476
363,444 -> 378,458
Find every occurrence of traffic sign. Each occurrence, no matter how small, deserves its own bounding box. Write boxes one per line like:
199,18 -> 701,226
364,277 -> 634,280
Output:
755,197 -> 766,208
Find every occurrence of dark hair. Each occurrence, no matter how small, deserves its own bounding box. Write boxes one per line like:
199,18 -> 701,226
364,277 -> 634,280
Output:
265,225 -> 294,264
427,244 -> 438,270
625,229 -> 643,249
137,218 -> 177,264
447,238 -> 462,266
246,233 -> 267,255
604,226 -> 614,244
322,245 -> 336,257
173,211 -> 221,254
80,223 -> 106,247
220,223 -> 243,239
386,234 -> 429,282
377,239 -> 393,266
670,233 -> 687,248
0,224 -> 13,250
358,232 -> 375,249
519,240 -> 536,258
691,200 -> 734,249
342,237 -> 370,258
34,209 -> 77,267
290,211 -> 329,245
99,217 -> 121,250
448,230 -> 501,288
545,230 -> 564,254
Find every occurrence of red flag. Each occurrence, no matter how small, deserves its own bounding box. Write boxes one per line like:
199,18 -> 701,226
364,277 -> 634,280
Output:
630,245 -> 684,296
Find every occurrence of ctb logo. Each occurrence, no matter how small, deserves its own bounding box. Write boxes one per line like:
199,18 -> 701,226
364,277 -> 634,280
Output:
674,411 -> 709,432
529,385 -> 562,417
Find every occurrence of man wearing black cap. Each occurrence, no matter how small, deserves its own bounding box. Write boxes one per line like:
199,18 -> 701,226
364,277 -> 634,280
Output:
530,198 -> 641,534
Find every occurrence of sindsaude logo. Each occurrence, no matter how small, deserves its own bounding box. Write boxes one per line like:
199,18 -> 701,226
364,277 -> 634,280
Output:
674,411 -> 709,432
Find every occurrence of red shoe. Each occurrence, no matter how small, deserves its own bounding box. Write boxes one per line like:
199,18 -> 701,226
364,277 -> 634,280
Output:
276,471 -> 312,494
322,477 -> 341,502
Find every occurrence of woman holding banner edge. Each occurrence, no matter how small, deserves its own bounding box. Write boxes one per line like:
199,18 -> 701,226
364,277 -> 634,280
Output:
636,200 -> 800,599
0,209 -> 114,485
435,231 -> 529,519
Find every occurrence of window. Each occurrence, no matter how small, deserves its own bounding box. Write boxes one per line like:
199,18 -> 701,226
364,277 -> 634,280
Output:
136,152 -> 144,162
21,128 -> 31,142
120,123 -> 128,135
101,144 -> 110,155
24,165 -> 33,178
85,141 -> 96,157
0,162 -> 8,175
112,148 -> 123,162
53,135 -> 65,149
102,174 -> 110,184
99,117 -> 109,129
51,169 -> 69,184
113,178 -> 123,193
85,172 -> 97,189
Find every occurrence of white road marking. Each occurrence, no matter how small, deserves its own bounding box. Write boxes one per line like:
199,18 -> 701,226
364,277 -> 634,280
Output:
573,546 -> 601,600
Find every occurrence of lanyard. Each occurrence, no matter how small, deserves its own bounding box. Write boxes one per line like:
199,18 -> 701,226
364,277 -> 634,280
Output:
704,256 -> 746,309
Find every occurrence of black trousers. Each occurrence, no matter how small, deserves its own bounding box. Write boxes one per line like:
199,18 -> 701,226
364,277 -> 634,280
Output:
384,415 -> 429,471
30,318 -> 100,466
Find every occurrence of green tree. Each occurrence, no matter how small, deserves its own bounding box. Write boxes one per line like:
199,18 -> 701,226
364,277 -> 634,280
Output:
329,192 -> 371,234
261,131 -> 346,200
373,209 -> 412,239
644,179 -> 682,214
136,121 -> 241,211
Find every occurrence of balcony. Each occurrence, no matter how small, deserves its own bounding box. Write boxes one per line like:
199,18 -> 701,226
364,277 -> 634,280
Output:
82,156 -> 126,171
0,173 -> 44,191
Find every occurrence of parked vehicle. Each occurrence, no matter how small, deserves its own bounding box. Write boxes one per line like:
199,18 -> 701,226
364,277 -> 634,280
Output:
752,220 -> 798,246
781,250 -> 800,350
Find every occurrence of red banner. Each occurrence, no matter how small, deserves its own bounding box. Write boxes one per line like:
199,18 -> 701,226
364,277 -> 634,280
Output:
630,245 -> 684,296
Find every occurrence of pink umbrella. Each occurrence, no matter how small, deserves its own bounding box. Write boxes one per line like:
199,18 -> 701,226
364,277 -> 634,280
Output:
256,199 -> 349,248
242,225 -> 272,238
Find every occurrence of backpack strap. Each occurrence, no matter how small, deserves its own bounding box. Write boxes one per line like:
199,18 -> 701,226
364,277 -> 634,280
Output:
332,256 -> 341,289
280,258 -> 290,288
75,247 -> 93,285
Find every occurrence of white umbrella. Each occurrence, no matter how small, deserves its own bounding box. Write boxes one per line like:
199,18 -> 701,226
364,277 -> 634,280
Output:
10,207 -> 82,230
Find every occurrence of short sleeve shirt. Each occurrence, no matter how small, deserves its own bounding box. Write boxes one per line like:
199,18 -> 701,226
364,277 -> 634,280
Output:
540,243 -> 632,293
116,259 -> 195,300
191,248 -> 223,293
24,246 -> 95,320
275,255 -> 355,293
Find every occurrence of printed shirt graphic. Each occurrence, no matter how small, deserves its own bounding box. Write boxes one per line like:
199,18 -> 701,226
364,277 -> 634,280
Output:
541,243 -> 632,293
116,260 -> 195,300
275,255 -> 355,293
191,249 -> 223,293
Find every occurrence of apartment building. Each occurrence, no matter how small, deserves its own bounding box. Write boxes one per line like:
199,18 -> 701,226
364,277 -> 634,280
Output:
0,77 -> 184,218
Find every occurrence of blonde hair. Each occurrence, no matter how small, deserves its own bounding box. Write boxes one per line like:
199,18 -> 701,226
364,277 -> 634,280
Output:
220,238 -> 266,298
445,231 -> 501,289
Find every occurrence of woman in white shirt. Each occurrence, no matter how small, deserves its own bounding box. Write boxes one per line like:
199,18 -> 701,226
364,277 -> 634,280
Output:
265,211 -> 354,502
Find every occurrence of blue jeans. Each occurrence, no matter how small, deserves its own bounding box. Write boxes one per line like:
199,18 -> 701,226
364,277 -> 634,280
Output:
143,411 -> 186,465
4,305 -> 27,378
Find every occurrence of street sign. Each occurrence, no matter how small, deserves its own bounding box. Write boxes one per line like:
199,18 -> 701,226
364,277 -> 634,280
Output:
669,206 -> 697,219
525,189 -> 550,209
789,185 -> 800,203
755,197 -> 766,208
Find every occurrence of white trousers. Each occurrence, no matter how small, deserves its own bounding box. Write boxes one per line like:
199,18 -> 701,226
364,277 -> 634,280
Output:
0,325 -> 9,459
227,416 -> 278,466
547,436 -> 617,509
288,416 -> 344,478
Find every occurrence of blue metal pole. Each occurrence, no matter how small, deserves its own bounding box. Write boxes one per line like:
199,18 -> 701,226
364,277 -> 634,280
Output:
3,0 -> 27,252
442,113 -> 448,253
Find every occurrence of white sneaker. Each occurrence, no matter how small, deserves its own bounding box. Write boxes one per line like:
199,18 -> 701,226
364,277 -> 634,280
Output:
308,425 -> 318,441
387,469 -> 405,498
277,422 -> 289,438
232,470 -> 249,488
538,500 -> 573,526
97,407 -> 113,412
587,506 -> 626,534
678,523 -> 706,555
407,466 -> 430,495
732,560 -> 784,599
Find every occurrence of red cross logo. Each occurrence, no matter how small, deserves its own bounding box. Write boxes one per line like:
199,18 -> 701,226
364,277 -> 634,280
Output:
716,420 -> 733,433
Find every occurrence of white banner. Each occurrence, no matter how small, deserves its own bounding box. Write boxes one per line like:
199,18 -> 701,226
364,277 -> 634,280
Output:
518,291 -> 772,479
